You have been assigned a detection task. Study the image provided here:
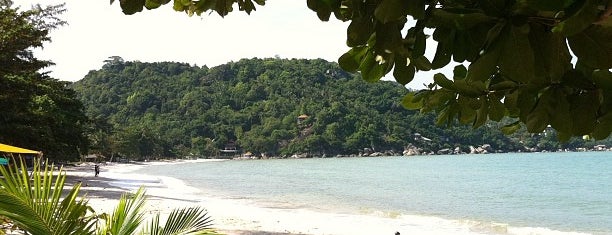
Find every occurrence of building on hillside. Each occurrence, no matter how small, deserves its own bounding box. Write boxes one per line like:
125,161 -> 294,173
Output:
219,140 -> 239,159
297,114 -> 309,125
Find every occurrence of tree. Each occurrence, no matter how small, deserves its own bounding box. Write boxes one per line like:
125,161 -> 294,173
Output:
112,0 -> 612,140
0,2 -> 89,160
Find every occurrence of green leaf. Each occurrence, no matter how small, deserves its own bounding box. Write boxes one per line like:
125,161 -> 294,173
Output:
214,0 -> 234,17
173,0 -> 186,11
338,47 -> 367,72
0,160 -> 95,235
501,121 -> 521,134
465,41 -> 500,81
504,89 -> 520,116
393,57 -> 416,85
561,69 -> 595,90
424,89 -> 455,108
473,98 -> 489,128
451,31 -> 469,62
488,97 -> 505,121
119,0 -> 146,14
552,0 -> 602,36
436,106 -> 453,125
525,88 -> 556,133
374,0 -> 409,23
402,92 -> 423,110
144,0 -> 170,9
488,80 -> 517,91
459,95 -> 481,110
482,20 -> 506,50
375,22 -> 404,56
524,0 -> 575,11
307,0 -> 335,21
529,24 -> 573,82
478,0 -> 506,16
457,98 -> 477,124
592,69 -> 612,90
517,87 -> 539,121
238,0 -> 257,14
359,51 -> 390,82
453,65 -> 468,80
592,112 -> 612,139
413,56 -> 432,71
557,131 -> 572,142
454,80 -> 485,97
347,17 -> 374,47
406,0 -> 426,19
413,30 -> 427,57
430,9 -> 497,30
525,108 -> 549,133
570,92 -> 599,135
499,24 -> 535,83
568,25 -> 612,69
431,41 -> 452,69
549,88 -> 572,134
433,73 -> 455,89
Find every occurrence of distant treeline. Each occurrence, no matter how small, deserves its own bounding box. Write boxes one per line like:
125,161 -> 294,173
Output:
72,57 -> 611,159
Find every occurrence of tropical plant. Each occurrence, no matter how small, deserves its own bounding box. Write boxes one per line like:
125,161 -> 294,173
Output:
0,158 -> 219,235
0,158 -> 95,234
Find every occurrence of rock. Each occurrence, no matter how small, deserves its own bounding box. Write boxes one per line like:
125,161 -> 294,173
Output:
481,144 -> 493,152
469,146 -> 477,154
437,148 -> 452,155
371,152 -> 383,157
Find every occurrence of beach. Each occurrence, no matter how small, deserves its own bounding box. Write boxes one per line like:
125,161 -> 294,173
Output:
62,158 -> 596,235
63,160 -> 482,235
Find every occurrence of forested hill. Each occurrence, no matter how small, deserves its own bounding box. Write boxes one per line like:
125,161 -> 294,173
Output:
73,57 -> 570,159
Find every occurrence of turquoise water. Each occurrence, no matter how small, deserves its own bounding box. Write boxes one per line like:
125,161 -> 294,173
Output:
136,152 -> 612,234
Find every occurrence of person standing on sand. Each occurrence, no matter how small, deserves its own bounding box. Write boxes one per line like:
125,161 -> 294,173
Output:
94,164 -> 100,177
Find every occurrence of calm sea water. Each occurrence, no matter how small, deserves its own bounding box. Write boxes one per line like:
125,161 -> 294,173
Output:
135,152 -> 612,234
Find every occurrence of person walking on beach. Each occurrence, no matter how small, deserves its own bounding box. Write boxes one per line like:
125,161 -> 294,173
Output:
94,164 -> 100,177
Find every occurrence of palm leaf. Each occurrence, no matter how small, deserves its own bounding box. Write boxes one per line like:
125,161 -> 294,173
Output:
0,157 -> 95,235
143,206 -> 217,235
97,187 -> 147,235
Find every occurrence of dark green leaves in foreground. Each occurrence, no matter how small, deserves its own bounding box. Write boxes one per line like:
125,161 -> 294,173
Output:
110,0 -> 612,139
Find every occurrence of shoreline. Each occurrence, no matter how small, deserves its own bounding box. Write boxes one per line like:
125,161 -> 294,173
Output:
63,160 -> 594,235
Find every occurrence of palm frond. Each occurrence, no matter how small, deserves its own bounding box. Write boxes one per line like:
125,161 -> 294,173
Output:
143,206 -> 216,235
0,157 -> 95,235
97,187 -> 147,235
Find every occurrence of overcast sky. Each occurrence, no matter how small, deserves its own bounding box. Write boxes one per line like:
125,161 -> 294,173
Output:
13,0 -> 432,88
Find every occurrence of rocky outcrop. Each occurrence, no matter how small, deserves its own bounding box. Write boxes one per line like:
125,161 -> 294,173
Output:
403,144 -> 423,156
469,144 -> 494,154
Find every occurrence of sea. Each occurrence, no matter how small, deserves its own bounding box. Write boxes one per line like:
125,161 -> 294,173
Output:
133,151 -> 612,235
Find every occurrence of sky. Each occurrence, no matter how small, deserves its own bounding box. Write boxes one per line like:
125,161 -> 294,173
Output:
13,0 -> 433,89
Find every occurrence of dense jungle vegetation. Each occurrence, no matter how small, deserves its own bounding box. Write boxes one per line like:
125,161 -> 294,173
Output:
0,3 -> 88,161
72,57 -> 608,159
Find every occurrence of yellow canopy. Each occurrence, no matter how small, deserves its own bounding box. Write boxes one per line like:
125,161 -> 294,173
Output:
0,143 -> 41,155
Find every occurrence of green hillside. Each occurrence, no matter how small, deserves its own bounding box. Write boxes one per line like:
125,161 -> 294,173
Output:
72,57 -> 587,159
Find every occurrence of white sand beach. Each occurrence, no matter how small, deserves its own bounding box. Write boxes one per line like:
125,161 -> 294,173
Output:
62,161 -> 589,235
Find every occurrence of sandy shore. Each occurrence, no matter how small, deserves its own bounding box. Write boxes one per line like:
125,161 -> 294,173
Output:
61,161 -> 587,235
64,161 -> 321,235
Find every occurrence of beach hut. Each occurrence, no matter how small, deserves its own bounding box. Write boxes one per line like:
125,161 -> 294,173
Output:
0,143 -> 43,166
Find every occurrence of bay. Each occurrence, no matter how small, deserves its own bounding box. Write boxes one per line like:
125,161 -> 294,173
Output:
135,152 -> 612,234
